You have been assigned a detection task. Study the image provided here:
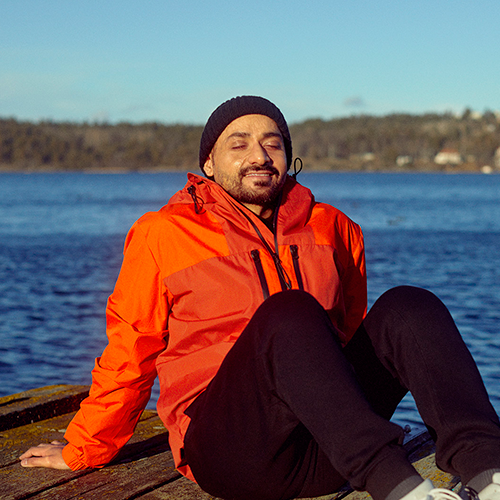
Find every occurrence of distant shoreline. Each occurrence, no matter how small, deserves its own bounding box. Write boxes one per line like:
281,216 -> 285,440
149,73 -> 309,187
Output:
0,165 -> 496,174
2,113 -> 499,174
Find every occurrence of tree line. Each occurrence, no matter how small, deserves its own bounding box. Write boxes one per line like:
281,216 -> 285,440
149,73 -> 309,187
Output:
1,110 -> 499,172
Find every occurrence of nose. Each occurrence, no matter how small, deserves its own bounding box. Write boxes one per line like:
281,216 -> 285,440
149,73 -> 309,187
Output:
248,141 -> 271,165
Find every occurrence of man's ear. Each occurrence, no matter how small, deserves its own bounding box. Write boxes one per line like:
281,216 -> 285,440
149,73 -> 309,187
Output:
203,155 -> 214,178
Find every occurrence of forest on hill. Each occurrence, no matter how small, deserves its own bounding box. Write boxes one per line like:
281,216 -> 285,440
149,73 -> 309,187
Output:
1,109 -> 500,172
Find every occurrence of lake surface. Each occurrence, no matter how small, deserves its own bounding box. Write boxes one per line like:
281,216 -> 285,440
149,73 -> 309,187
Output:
1,172 -> 499,432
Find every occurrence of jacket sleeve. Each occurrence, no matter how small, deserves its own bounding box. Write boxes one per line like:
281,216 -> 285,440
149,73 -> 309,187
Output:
62,221 -> 169,470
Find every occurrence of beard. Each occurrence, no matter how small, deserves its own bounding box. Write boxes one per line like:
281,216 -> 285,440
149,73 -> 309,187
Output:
217,165 -> 286,207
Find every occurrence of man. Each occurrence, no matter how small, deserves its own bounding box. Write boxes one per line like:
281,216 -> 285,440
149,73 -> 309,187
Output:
21,96 -> 500,500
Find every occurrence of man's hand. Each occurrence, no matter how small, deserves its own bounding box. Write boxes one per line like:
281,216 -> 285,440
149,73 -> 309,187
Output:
19,441 -> 71,470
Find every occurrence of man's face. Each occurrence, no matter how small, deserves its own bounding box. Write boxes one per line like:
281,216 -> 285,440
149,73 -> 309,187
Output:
203,114 -> 288,216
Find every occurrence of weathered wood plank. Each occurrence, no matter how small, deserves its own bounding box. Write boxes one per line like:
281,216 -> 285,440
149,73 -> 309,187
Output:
24,451 -> 180,500
0,385 -> 89,431
0,403 -> 163,468
1,395 -> 176,500
1,386 -> 220,499
0,412 -> 75,468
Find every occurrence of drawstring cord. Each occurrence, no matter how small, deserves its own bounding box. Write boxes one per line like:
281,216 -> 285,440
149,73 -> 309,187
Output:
292,157 -> 303,179
187,185 -> 205,214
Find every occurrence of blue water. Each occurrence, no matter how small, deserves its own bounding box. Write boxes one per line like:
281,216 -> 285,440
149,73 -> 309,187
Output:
0,172 -> 499,432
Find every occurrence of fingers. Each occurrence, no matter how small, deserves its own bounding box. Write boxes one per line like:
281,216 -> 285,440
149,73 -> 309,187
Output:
19,442 -> 60,459
19,442 -> 71,470
21,455 -> 52,468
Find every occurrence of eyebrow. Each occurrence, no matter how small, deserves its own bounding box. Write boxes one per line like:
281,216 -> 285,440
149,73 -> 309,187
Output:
226,131 -> 283,141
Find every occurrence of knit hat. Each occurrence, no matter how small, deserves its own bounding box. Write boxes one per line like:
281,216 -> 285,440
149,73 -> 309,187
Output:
199,96 -> 292,172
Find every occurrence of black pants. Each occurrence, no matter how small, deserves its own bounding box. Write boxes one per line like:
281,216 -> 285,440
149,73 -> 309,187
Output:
184,287 -> 500,500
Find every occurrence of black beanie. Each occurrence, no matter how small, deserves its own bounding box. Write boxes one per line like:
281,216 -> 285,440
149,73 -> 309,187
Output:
199,95 -> 292,172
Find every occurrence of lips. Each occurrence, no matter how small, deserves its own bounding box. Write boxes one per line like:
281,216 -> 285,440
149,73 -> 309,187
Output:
240,167 -> 279,179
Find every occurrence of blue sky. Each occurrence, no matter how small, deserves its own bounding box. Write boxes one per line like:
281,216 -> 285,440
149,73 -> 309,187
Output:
1,0 -> 499,125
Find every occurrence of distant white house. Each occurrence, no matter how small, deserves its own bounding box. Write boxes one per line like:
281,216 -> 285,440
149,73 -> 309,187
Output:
396,155 -> 412,167
434,148 -> 462,165
360,152 -> 375,161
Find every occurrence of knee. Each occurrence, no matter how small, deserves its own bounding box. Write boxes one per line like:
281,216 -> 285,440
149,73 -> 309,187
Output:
245,290 -> 338,353
262,289 -> 322,311
368,286 -> 454,336
254,290 -> 327,331
373,286 -> 445,317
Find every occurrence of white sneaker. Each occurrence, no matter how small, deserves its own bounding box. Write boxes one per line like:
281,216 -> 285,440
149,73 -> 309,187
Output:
464,472 -> 500,500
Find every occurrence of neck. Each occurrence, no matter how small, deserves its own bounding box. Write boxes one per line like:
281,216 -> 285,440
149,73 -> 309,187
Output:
241,202 -> 275,220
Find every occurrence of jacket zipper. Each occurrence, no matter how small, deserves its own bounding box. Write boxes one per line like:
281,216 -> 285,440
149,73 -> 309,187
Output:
251,250 -> 270,300
290,245 -> 304,291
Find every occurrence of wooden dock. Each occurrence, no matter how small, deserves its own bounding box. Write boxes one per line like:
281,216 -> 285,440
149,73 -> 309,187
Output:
0,385 -> 460,500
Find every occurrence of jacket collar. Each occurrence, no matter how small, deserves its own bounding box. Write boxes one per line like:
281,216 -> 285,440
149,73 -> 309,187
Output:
170,172 -> 315,237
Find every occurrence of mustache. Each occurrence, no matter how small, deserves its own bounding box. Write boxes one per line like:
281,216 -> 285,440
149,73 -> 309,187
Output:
239,165 -> 280,177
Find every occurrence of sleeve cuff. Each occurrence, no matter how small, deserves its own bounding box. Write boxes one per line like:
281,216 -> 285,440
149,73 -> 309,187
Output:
61,444 -> 91,471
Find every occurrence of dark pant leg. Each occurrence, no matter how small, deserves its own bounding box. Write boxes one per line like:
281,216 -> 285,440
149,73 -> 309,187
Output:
184,290 -> 417,500
351,286 -> 500,487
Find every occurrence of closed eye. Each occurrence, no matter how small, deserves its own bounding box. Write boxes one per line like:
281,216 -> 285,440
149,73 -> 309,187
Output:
231,142 -> 248,150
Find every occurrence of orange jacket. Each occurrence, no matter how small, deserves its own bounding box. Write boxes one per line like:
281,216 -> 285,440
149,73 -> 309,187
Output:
62,173 -> 367,480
